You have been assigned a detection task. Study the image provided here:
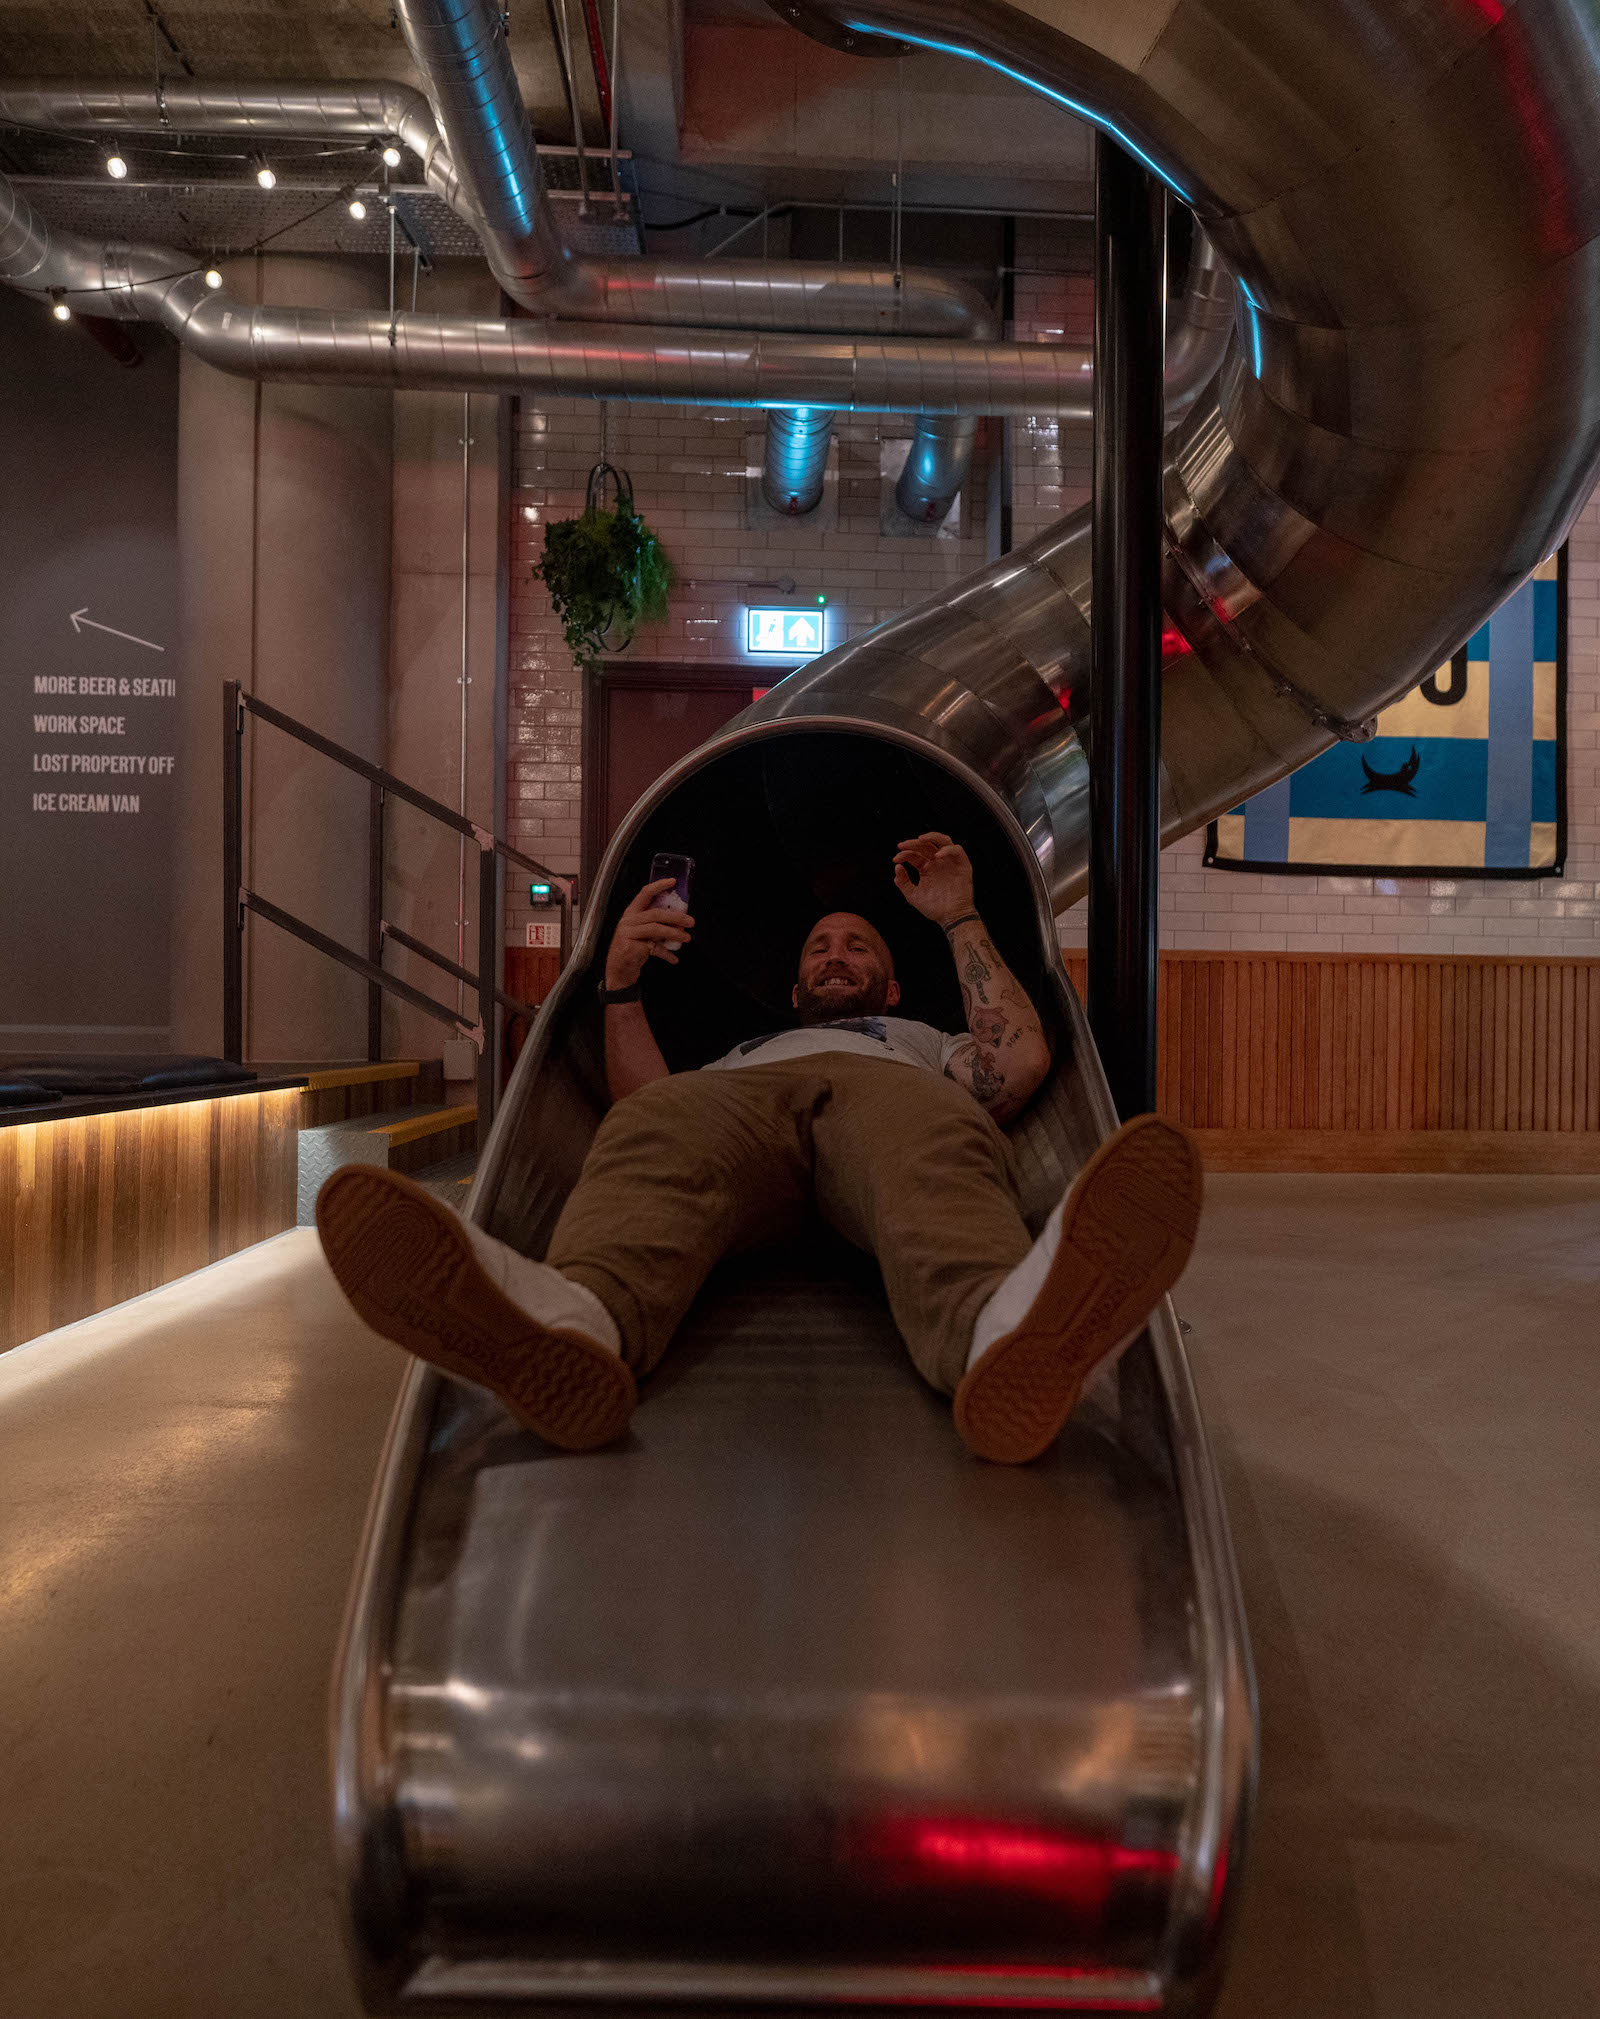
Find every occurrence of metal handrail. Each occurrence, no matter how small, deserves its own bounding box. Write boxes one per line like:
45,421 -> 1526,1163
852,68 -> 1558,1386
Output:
222,678 -> 572,1126
246,893 -> 482,1041
381,919 -> 540,1019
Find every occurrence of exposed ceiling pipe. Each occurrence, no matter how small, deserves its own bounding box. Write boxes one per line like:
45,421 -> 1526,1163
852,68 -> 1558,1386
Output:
0,68 -> 1025,537
389,0 -> 576,303
0,165 -> 1095,414
0,80 -> 464,213
884,223 -> 1231,530
389,0 -> 1013,526
0,75 -> 1000,337
762,407 -> 837,515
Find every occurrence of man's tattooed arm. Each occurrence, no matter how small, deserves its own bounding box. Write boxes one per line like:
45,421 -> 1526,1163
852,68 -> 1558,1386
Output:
943,916 -> 1051,1121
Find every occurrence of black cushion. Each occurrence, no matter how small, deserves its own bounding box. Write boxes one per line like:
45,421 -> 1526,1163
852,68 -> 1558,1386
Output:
0,1077 -> 62,1109
0,1054 -> 258,1095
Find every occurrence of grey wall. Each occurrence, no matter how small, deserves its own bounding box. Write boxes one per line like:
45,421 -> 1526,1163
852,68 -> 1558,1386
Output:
4,252 -> 513,1072
0,290 -> 180,1055
382,266 -> 507,1073
170,254 -> 507,1071
173,254 -> 393,1066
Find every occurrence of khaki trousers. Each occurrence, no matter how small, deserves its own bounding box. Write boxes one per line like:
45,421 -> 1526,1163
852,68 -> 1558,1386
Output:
545,1052 -> 1034,1395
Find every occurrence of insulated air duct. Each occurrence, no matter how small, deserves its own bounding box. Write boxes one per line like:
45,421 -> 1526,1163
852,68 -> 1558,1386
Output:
0,65 -> 1007,525
762,407 -> 838,516
0,166 -> 1094,413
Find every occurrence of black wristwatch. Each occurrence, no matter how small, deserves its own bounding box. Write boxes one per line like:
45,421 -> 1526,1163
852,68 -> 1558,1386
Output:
597,979 -> 643,1007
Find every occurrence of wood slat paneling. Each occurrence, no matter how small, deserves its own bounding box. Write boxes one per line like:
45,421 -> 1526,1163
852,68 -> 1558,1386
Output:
1059,950 -> 1600,1148
1,1089 -> 299,1353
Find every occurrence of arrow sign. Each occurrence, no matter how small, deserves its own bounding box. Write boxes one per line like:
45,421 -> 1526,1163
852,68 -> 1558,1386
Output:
70,607 -> 165,653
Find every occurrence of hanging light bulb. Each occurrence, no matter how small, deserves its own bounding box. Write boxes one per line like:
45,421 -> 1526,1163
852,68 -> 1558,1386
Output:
255,157 -> 277,190
381,143 -> 403,168
204,266 -> 224,290
105,150 -> 128,180
348,196 -> 367,220
49,290 -> 71,322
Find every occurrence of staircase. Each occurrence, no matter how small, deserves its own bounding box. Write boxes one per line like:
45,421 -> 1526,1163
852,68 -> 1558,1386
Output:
295,1062 -> 478,1223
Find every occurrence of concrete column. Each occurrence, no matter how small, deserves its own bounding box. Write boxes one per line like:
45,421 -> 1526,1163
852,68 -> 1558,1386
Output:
383,264 -> 507,1080
171,255 -> 393,1064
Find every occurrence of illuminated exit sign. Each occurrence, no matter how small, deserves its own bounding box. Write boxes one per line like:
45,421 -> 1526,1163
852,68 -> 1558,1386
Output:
746,607 -> 825,657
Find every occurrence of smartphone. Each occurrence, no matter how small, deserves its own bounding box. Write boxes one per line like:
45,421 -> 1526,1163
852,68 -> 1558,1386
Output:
648,851 -> 694,915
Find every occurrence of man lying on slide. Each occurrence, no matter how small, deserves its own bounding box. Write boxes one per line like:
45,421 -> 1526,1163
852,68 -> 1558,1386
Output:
317,832 -> 1201,1465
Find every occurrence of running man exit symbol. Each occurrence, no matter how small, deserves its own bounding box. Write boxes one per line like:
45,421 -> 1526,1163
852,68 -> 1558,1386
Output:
746,607 -> 824,656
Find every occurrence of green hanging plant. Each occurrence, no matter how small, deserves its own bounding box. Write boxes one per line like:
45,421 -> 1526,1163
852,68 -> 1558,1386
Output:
532,461 -> 674,675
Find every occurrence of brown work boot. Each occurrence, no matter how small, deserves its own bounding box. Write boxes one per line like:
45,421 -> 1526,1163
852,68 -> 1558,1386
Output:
316,1165 -> 636,1450
953,1115 -> 1202,1465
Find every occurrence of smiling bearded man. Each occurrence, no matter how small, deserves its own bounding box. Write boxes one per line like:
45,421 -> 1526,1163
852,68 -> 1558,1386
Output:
317,832 -> 1203,1468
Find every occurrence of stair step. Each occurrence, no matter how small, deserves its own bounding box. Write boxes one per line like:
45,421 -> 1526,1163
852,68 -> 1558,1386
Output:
296,1058 -> 446,1128
296,1101 -> 478,1224
411,1150 -> 478,1208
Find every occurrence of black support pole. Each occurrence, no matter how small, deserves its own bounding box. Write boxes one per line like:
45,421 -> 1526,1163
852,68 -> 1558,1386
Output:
221,679 -> 244,1064
1087,136 -> 1166,1121
367,782 -> 385,1063
476,844 -> 499,1136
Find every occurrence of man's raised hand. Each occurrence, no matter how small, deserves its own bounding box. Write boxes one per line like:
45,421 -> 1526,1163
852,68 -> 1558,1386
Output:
604,878 -> 696,990
893,831 -> 975,928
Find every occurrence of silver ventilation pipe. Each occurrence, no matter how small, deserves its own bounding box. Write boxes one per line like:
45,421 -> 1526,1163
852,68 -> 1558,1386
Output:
0,79 -> 464,213
0,71 -> 1006,516
736,0 -> 1600,910
886,225 -> 1229,530
388,0 -> 1010,523
0,78 -> 990,329
762,407 -> 836,515
0,167 -> 1096,414
892,414 -> 980,525
388,0 -> 576,305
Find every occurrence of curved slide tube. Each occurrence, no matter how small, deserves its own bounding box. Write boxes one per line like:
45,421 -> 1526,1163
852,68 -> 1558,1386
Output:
742,0 -> 1600,907
332,723 -> 1256,2014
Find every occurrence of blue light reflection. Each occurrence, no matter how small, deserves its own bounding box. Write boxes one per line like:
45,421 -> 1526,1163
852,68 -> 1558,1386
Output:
843,21 -> 1193,202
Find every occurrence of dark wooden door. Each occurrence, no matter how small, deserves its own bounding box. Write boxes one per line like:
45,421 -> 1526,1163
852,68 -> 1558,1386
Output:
583,665 -> 760,893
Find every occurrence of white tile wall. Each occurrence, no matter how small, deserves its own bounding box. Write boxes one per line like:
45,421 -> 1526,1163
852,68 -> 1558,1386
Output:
509,217 -> 1600,958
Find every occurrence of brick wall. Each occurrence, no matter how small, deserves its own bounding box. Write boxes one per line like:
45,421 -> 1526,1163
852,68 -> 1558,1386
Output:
508,217 -> 1600,958
506,402 -> 996,944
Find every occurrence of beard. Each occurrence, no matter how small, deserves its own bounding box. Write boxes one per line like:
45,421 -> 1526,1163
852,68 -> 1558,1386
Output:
793,971 -> 893,1024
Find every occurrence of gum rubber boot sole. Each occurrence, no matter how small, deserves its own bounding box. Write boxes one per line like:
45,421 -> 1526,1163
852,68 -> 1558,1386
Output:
315,1164 -> 636,1451
953,1115 -> 1202,1466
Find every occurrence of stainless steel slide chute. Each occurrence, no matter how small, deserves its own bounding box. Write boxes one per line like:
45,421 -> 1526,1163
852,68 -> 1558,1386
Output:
332,720 -> 1255,2016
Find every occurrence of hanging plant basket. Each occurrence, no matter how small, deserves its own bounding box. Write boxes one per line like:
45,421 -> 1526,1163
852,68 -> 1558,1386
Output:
532,461 -> 674,676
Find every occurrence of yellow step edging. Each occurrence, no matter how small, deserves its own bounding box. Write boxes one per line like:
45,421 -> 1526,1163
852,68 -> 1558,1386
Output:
305,1061 -> 423,1092
371,1103 -> 477,1149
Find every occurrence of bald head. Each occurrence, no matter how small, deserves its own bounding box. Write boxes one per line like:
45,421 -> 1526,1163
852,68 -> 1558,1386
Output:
793,912 -> 901,1024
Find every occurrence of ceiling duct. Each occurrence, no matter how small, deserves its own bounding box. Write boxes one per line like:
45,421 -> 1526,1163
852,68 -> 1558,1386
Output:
0,164 -> 1097,413
0,80 -> 463,212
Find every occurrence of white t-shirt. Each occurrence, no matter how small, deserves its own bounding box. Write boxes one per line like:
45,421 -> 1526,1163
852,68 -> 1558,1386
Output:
703,1015 -> 967,1078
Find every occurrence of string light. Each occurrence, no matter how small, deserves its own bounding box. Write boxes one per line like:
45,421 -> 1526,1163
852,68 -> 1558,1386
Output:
254,156 -> 277,190
49,289 -> 71,321
105,151 -> 128,180
380,143 -> 403,168
204,267 -> 224,289
348,196 -> 367,220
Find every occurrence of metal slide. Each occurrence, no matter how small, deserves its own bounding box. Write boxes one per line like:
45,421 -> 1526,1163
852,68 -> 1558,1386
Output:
332,723 -> 1254,2015
330,0 -> 1600,2008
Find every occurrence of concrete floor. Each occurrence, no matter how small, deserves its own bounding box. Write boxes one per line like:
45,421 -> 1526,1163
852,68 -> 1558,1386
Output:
2,1177 -> 1597,2017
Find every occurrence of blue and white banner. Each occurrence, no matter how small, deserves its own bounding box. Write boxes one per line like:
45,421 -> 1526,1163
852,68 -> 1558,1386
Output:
1205,549 -> 1566,878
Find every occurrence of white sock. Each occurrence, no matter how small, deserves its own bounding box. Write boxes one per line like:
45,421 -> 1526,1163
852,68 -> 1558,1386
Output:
463,1222 -> 622,1354
965,1192 -> 1069,1372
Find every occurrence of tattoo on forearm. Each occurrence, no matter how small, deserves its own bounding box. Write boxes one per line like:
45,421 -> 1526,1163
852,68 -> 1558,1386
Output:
948,919 -> 1048,1111
967,1047 -> 1006,1105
